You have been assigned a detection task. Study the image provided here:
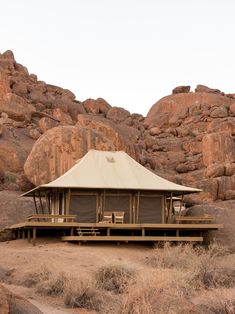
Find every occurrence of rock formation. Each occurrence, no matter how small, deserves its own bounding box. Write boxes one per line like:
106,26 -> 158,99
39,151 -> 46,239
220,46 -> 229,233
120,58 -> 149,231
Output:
0,284 -> 42,314
1,50 -> 235,246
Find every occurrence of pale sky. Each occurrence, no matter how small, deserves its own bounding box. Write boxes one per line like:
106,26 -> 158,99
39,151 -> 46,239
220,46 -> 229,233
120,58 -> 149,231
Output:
1,0 -> 235,115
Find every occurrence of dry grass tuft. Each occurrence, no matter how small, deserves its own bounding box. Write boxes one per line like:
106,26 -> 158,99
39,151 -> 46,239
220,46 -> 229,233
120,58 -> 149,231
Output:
95,263 -> 137,294
63,276 -> 104,311
17,243 -> 235,313
22,265 -> 51,288
36,271 -> 69,296
194,288 -> 235,314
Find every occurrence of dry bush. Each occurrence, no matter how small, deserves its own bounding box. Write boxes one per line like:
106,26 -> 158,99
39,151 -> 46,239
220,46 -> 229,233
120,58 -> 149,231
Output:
95,263 -> 137,294
63,276 -> 105,311
188,249 -> 235,290
144,243 -> 201,270
22,265 -> 51,287
22,265 -> 70,296
144,243 -> 235,291
195,288 -> 235,314
120,273 -> 165,314
36,271 -> 69,296
119,271 -> 199,314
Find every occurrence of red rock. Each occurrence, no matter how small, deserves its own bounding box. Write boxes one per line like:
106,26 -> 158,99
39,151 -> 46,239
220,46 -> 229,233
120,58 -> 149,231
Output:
1,284 -> 43,314
224,162 -> 235,176
206,163 -> 224,178
82,98 -> 112,115
2,50 -> 15,60
217,176 -> 235,200
106,106 -> 130,123
202,131 -> 235,166
0,140 -> 27,173
24,125 -> 136,185
68,101 -> 86,120
195,84 -> 221,94
210,106 -> 228,118
224,190 -> 235,200
227,93 -> 235,99
229,103 -> 235,115
82,98 -> 99,114
29,129 -> 41,140
182,141 -> 202,155
52,108 -> 73,125
145,92 -> 232,127
11,80 -> 28,96
149,127 -> 161,136
172,85 -> 190,94
186,178 -> 218,203
176,163 -> 198,173
0,72 -> 10,97
0,285 -> 9,314
179,169 -> 206,185
0,93 -> 35,121
38,117 -> 59,132
207,118 -> 235,135
76,114 -> 138,157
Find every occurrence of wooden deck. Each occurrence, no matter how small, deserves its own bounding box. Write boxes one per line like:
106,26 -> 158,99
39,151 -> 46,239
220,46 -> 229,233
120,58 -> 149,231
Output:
9,221 -> 223,246
62,236 -> 204,242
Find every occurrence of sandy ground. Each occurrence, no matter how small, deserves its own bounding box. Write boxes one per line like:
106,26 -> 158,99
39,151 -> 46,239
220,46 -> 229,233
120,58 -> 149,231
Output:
0,238 -> 152,313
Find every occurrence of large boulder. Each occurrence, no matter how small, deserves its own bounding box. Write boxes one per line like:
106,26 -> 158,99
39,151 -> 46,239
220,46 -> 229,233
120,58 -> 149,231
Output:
145,93 -> 232,128
0,93 -> 35,121
0,191 -> 35,229
0,285 -> 42,314
195,84 -> 221,94
172,85 -> 190,94
24,125 -> 137,185
187,201 -> 235,250
0,72 -> 10,98
76,114 -> 139,156
106,106 -> 131,123
82,98 -> 112,115
0,140 -> 28,173
202,131 -> 235,166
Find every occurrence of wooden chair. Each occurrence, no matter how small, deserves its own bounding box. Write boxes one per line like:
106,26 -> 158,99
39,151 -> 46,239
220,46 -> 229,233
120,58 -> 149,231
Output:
113,211 -> 125,224
100,211 -> 113,223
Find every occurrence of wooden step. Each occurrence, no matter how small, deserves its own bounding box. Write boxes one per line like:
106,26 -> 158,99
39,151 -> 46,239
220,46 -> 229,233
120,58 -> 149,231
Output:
62,235 -> 203,242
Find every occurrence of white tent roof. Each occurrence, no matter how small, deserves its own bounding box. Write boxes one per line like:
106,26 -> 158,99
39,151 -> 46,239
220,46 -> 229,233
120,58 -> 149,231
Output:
22,150 -> 201,196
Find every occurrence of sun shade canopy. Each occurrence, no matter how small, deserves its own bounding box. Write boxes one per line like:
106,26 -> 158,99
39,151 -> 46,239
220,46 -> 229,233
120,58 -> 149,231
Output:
22,150 -> 202,196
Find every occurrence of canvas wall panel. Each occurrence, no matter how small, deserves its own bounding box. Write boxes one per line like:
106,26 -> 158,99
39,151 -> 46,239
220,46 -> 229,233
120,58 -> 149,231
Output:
139,196 -> 162,223
70,195 -> 96,222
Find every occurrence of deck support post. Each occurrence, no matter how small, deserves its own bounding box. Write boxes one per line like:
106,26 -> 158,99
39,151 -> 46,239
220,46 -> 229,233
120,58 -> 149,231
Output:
22,230 -> 25,239
142,228 -> 145,237
70,228 -> 74,236
169,192 -> 173,223
33,193 -> 39,215
27,229 -> 31,242
32,227 -> 36,246
179,194 -> 184,217
38,191 -> 44,214
107,228 -> 110,236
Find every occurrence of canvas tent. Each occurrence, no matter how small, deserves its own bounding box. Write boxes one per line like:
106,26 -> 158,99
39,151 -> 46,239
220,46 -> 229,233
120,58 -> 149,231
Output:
22,150 -> 201,224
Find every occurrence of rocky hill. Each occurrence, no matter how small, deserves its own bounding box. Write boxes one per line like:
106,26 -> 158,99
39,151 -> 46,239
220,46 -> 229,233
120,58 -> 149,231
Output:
0,50 -> 235,247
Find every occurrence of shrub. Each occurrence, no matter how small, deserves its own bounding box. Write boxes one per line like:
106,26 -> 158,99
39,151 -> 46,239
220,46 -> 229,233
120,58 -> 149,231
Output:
95,263 -> 137,294
64,276 -> 103,311
36,272 -> 69,296
144,243 -> 200,270
22,265 -> 51,287
196,288 -> 235,314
